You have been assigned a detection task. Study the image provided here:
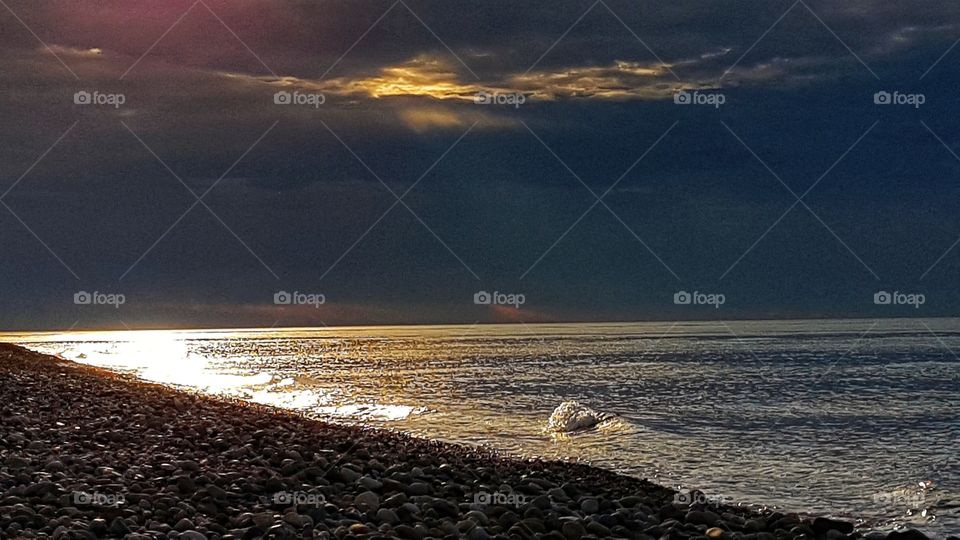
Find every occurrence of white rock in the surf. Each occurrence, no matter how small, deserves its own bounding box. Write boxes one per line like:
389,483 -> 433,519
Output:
546,400 -> 608,432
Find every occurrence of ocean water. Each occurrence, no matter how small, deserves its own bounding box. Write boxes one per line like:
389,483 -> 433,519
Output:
9,319 -> 959,537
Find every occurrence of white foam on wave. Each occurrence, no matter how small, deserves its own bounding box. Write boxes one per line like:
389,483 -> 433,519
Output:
546,400 -> 615,433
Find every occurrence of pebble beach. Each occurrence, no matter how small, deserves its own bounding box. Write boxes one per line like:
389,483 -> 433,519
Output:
0,343 -> 943,540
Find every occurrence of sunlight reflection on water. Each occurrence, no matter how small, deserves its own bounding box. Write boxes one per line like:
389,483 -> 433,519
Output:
8,319 -> 959,536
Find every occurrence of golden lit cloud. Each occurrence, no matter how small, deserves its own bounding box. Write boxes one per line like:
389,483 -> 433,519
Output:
226,55 -> 699,103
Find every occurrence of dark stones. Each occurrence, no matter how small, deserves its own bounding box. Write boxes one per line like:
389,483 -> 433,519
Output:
886,530 -> 930,540
686,510 -> 721,526
0,344 -> 942,540
811,516 -> 855,535
561,520 -> 587,539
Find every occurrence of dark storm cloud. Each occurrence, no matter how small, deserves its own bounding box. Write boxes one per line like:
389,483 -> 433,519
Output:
2,0 -> 960,329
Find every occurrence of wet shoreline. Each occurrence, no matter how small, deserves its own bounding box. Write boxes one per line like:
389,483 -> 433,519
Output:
0,343 -> 939,539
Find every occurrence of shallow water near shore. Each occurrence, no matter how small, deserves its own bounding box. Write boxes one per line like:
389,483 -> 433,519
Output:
8,318 -> 959,537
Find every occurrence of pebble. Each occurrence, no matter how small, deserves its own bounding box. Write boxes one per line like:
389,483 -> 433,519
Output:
406,482 -> 430,496
376,508 -> 399,524
339,466 -> 361,483
358,475 -> 383,491
466,526 -> 489,540
686,509 -> 721,526
354,490 -> 380,511
579,497 -> 600,514
561,521 -> 587,539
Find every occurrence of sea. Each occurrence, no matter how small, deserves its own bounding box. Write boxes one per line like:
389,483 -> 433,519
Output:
7,318 -> 958,537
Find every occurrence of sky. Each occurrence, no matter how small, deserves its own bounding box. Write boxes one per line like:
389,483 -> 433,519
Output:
1,0 -> 960,330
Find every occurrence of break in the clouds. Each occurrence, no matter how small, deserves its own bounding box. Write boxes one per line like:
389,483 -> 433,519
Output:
2,0 -> 960,329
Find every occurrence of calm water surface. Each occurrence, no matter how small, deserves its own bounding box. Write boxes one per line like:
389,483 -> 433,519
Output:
9,319 -> 959,536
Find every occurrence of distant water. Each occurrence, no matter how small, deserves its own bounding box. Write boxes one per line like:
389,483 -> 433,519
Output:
9,319 -> 959,537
